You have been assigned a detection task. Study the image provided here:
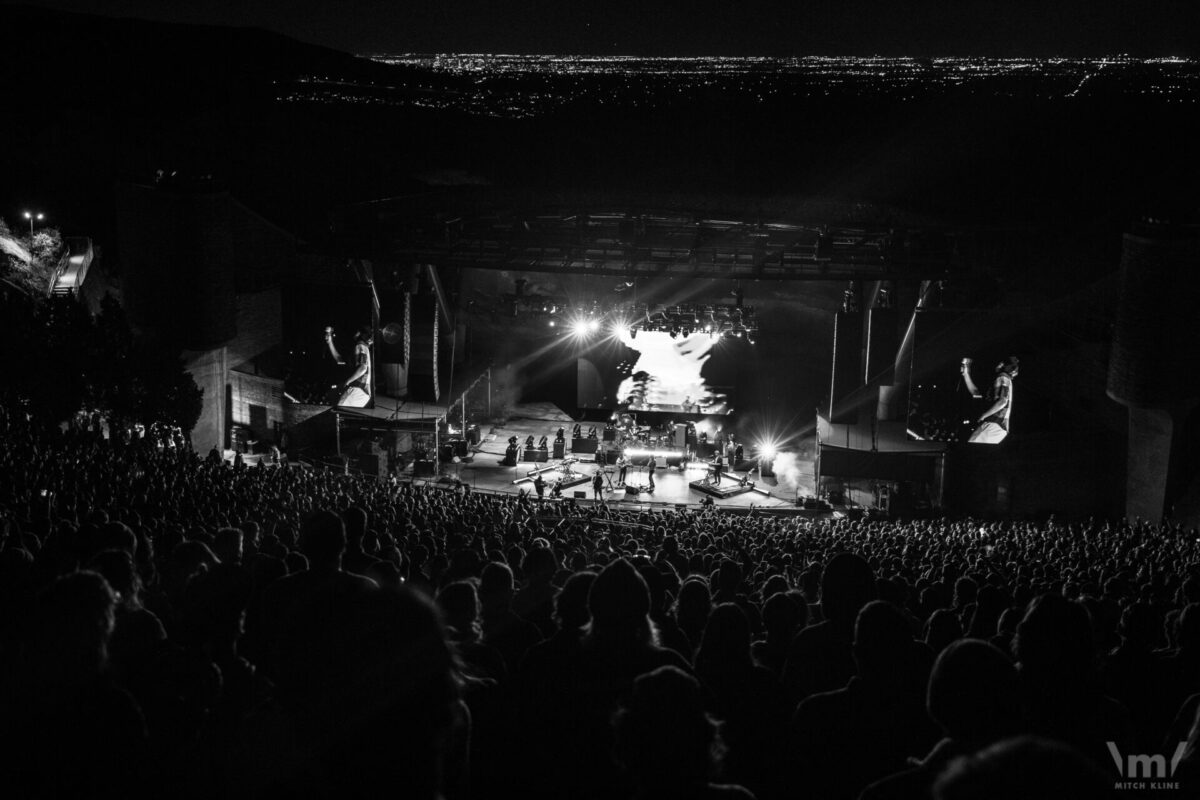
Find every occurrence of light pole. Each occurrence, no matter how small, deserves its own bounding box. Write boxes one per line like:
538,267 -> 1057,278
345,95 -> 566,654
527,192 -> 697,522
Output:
22,211 -> 45,238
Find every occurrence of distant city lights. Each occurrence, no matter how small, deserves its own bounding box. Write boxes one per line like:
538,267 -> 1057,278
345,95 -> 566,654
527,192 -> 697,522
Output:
278,55 -> 1200,119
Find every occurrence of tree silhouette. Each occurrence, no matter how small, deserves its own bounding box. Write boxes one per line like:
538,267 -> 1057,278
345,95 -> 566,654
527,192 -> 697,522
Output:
0,289 -> 202,433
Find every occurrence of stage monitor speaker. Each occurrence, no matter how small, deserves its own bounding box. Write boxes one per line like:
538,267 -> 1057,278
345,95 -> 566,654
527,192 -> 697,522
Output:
572,438 -> 598,454
535,448 -> 549,462
502,447 -> 518,467
675,424 -> 687,448
626,485 -> 639,495
413,459 -> 435,476
453,439 -> 469,458
573,491 -> 587,499
829,311 -> 863,424
552,440 -> 565,459
603,428 -> 617,441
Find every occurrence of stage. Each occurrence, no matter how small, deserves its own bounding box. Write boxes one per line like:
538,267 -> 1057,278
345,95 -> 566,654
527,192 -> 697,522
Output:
418,402 -> 815,511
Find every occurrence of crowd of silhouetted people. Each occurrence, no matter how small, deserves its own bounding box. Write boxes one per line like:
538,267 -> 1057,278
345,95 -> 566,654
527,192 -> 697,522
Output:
3,407 -> 1200,799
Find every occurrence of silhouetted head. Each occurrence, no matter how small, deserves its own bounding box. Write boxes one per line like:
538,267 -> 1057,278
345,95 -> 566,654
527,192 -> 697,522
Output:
926,608 -> 965,656
928,639 -> 1020,747
89,549 -> 141,608
853,601 -> 913,682
32,570 -> 118,677
555,571 -> 597,631
1183,576 -> 1200,605
613,666 -> 723,790
213,527 -> 244,565
331,587 -> 460,800
98,521 -> 137,558
1179,604 -> 1200,652
1014,594 -> 1094,680
762,590 -> 806,640
1119,602 -> 1162,650
589,558 -> 652,637
523,546 -> 558,583
436,580 -> 481,641
342,507 -> 368,546
821,553 -> 877,627
479,562 -> 515,610
676,577 -> 712,632
299,510 -> 346,569
716,559 -> 742,594
638,563 -> 671,614
953,577 -> 978,608
696,603 -> 752,674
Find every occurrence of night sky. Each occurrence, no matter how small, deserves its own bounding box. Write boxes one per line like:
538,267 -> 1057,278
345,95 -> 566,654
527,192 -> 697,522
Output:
16,0 -> 1200,56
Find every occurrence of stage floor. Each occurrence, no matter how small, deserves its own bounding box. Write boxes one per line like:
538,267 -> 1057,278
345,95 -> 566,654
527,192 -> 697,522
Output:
422,403 -> 815,511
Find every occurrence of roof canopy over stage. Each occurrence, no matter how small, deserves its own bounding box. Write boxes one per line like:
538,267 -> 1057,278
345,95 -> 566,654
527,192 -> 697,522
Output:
327,188 -> 963,281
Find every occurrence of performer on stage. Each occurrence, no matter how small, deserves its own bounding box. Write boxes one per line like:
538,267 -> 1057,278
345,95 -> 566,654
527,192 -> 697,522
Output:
327,326 -> 374,408
616,453 -> 628,485
712,453 -> 724,485
534,473 -> 546,500
592,469 -> 605,500
961,356 -> 1019,444
646,455 -> 657,491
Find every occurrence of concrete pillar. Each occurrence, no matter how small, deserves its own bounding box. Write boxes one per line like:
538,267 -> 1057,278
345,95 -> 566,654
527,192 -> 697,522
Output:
1107,224 -> 1200,523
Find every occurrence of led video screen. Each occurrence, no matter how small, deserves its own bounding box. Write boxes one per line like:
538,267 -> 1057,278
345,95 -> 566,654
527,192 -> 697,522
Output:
905,310 -> 1020,446
577,329 -> 737,414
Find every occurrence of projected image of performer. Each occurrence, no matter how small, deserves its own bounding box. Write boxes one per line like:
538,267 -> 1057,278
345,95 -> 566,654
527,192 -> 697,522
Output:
961,356 -> 1019,444
614,328 -> 728,412
327,326 -> 374,408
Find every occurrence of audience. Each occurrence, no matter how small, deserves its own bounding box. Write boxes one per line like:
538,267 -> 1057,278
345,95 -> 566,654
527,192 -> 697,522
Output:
613,666 -> 756,800
3,409 -> 1200,798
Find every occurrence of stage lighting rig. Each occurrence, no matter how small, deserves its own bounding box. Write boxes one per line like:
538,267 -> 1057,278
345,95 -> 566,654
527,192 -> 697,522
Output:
625,301 -> 757,340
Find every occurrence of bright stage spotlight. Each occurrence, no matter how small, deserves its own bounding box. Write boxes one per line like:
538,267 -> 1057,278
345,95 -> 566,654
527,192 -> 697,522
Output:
571,319 -> 591,336
758,442 -> 778,460
588,319 -> 601,332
